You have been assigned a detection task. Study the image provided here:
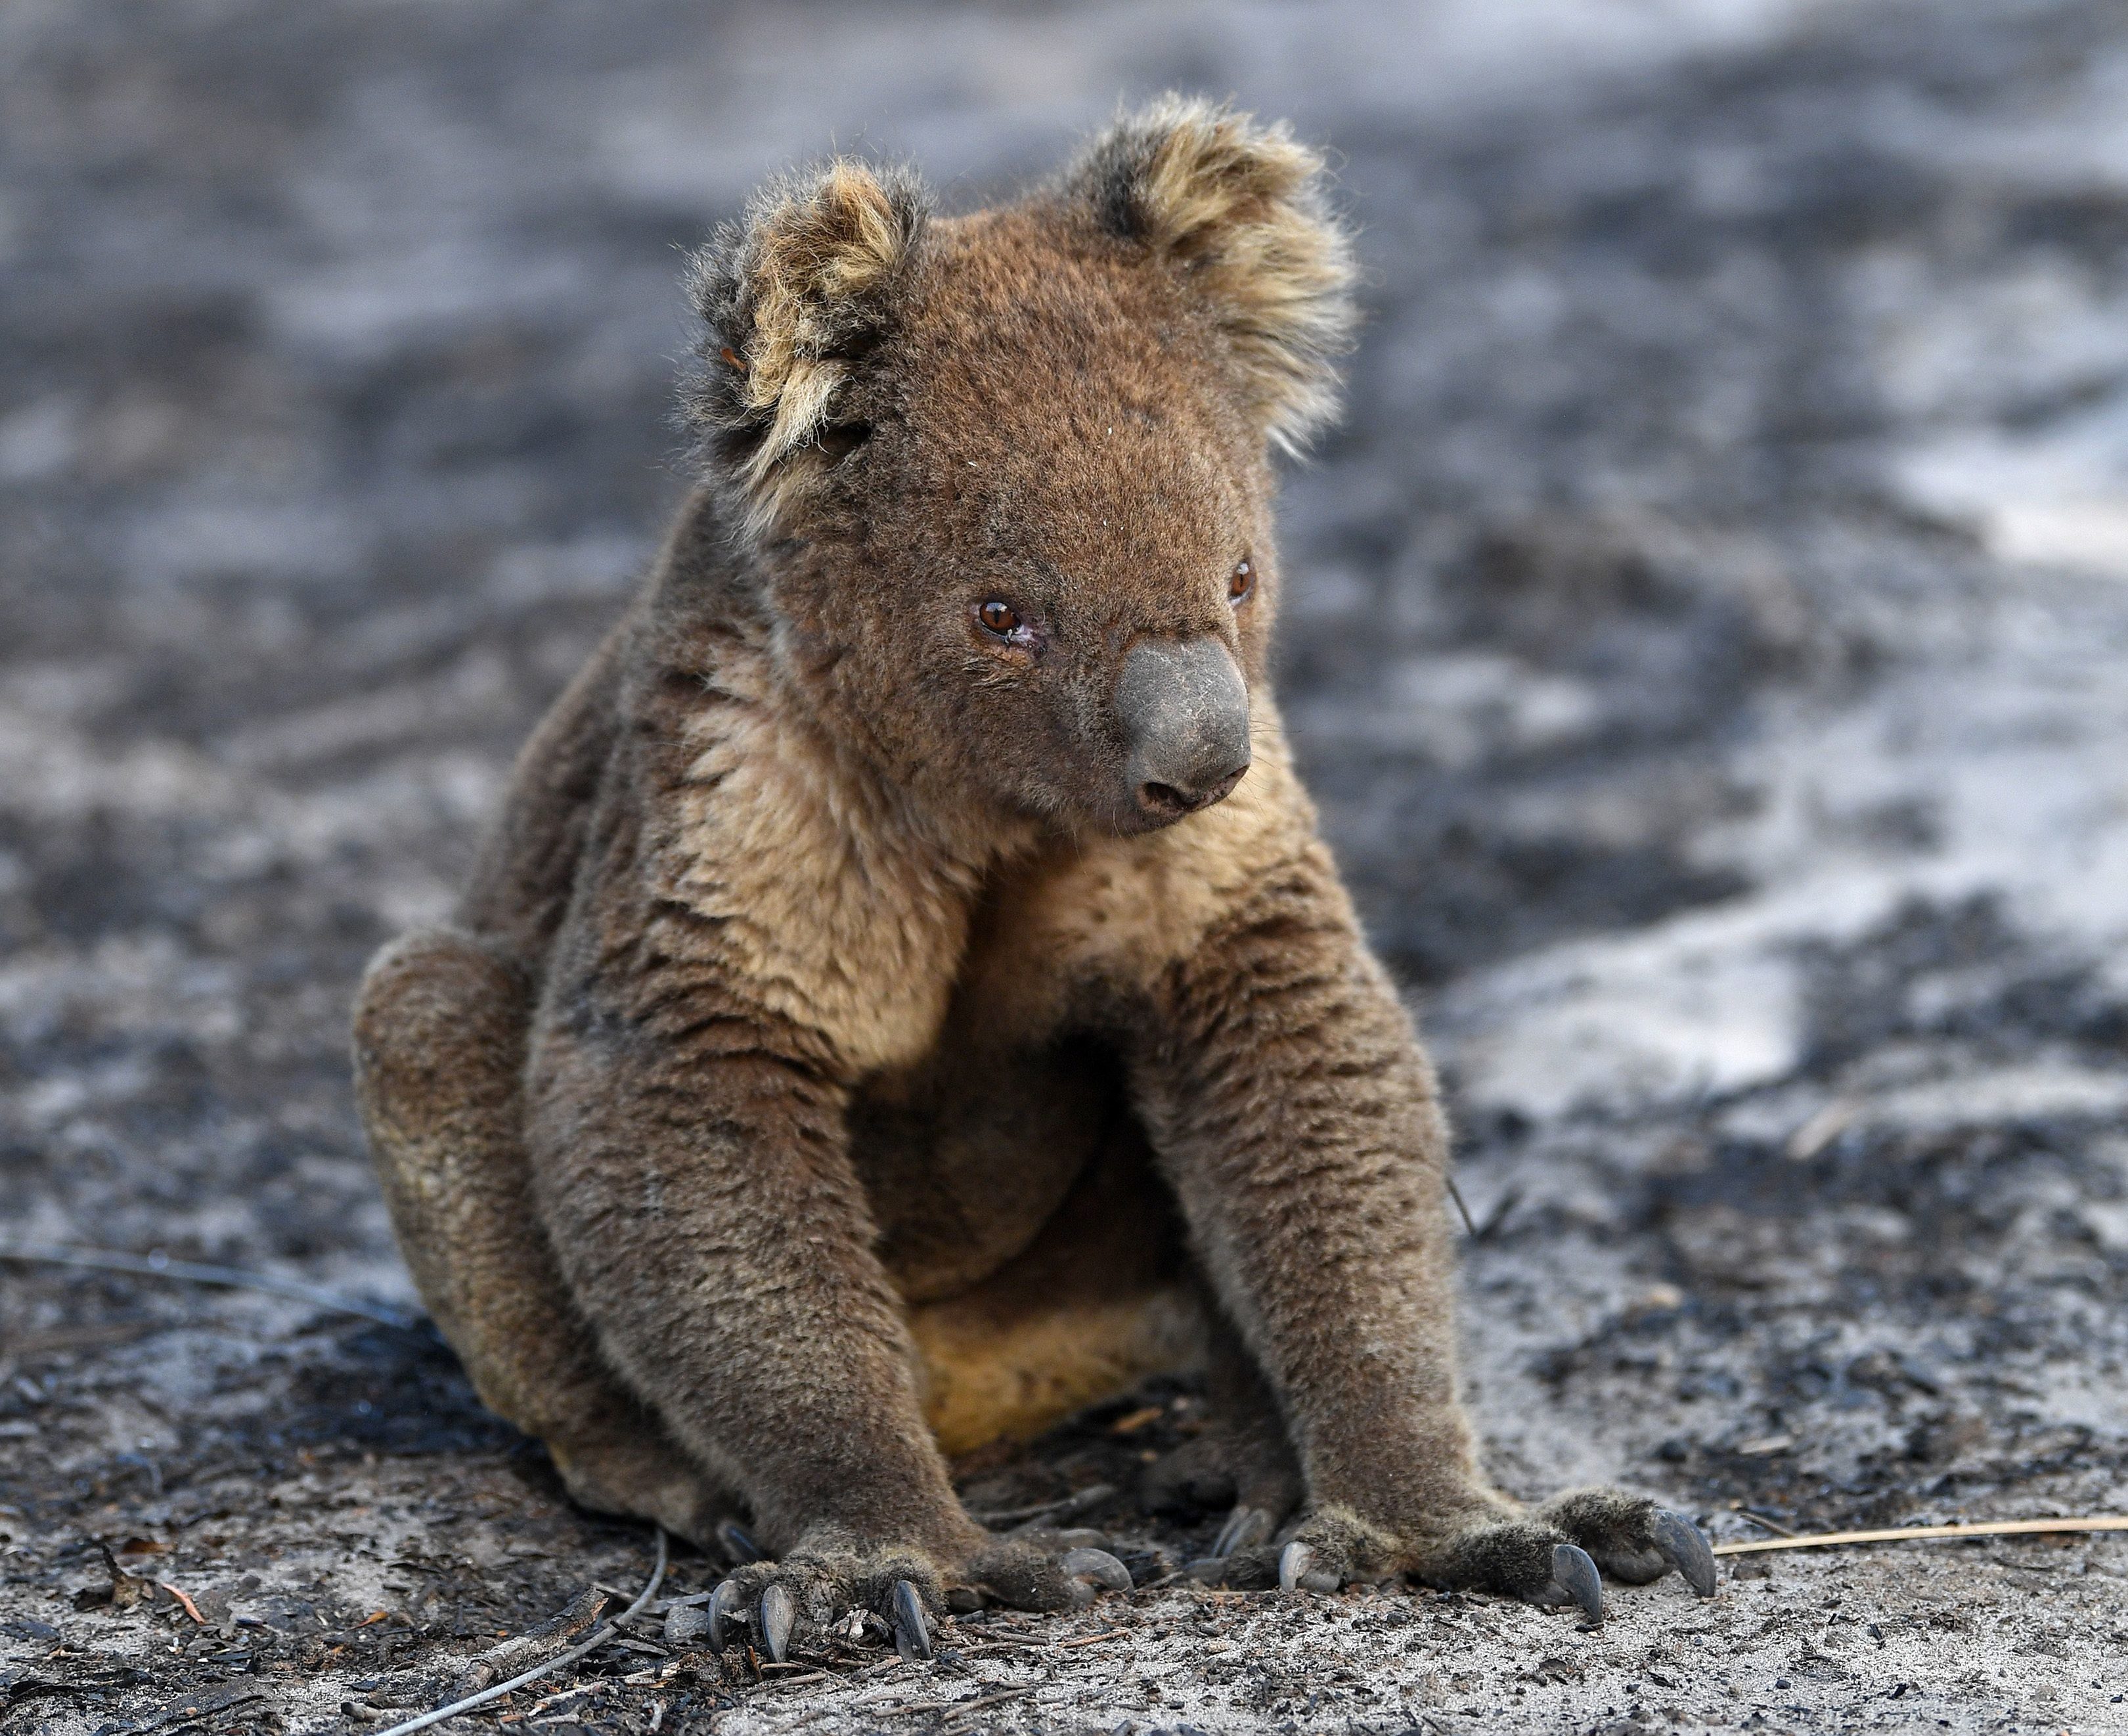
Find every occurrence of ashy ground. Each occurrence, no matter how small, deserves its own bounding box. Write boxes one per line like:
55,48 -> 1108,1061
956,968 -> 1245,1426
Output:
5,1 -> 2128,1731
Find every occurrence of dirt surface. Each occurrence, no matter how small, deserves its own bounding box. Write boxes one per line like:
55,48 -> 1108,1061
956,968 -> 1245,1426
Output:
7,1 -> 2128,1730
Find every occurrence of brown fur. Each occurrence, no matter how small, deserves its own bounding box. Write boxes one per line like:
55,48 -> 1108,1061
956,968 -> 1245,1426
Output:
353,98 -> 1701,1628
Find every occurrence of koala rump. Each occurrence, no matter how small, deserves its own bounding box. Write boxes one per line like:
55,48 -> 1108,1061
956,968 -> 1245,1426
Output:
353,95 -> 1716,1653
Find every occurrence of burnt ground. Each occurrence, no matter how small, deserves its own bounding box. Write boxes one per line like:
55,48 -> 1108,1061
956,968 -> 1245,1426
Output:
5,1 -> 2128,1731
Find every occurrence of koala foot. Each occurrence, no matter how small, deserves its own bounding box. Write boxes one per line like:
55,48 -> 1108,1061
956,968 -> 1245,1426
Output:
1212,1503 -> 1275,1557
1141,1434 -> 1238,1517
1530,1488 -> 1718,1597
699,1532 -> 1133,1663
1207,1488 -> 1716,1622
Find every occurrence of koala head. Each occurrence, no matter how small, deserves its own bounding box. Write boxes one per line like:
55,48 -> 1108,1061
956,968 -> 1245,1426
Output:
682,97 -> 1355,839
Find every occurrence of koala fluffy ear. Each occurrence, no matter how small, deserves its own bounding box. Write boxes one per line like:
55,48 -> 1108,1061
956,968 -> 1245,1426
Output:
683,160 -> 929,530
1068,96 -> 1357,455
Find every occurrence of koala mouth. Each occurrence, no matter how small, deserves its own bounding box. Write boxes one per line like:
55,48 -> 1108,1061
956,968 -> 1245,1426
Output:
1115,636 -> 1252,830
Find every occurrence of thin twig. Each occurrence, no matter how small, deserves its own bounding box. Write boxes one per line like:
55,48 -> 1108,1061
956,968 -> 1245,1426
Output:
158,1582 -> 206,1624
374,1529 -> 668,1736
0,1241 -> 418,1329
851,1655 -> 907,1679
1712,1517 -> 2128,1557
137,1686 -> 269,1731
889,1684 -> 1038,1720
940,1685 -> 1039,1724
1473,1184 -> 1523,1243
1444,1177 -> 1478,1238
1737,1509 -> 1799,1539
522,1676 -> 623,1718
971,1483 -> 1114,1530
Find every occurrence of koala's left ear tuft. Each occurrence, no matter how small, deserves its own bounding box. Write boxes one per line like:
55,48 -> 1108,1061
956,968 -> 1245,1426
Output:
1067,96 -> 1357,455
683,159 -> 929,530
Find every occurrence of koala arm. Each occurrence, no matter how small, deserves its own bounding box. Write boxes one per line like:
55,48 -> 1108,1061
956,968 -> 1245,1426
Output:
521,954 -> 977,1565
1128,835 -> 1507,1553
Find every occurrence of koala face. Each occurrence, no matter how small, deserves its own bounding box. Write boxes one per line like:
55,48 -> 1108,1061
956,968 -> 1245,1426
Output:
684,101 -> 1354,839
824,213 -> 1274,837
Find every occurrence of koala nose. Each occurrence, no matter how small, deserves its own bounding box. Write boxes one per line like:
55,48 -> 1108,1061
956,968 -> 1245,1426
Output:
1117,636 -> 1252,823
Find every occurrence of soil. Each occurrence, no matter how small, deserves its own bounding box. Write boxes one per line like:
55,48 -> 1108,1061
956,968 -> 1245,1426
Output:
5,1 -> 2128,1731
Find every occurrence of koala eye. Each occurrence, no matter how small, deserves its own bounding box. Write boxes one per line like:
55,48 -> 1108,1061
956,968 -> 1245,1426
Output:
979,600 -> 1021,635
1229,558 -> 1254,605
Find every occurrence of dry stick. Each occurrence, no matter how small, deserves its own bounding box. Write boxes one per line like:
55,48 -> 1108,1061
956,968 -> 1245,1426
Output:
1444,1177 -> 1478,1238
979,1483 -> 1115,1530
891,1685 -> 1038,1720
0,1241 -> 419,1329
939,1685 -> 1040,1725
1712,1517 -> 2128,1557
374,1528 -> 669,1736
1054,1628 -> 1128,1649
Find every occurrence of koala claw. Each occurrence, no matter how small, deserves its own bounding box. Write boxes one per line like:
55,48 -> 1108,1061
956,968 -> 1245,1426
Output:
1543,1543 -> 1605,1625
890,1578 -> 933,1662
705,1578 -> 743,1655
1652,1509 -> 1718,1598
1213,1505 -> 1273,1557
1059,1547 -> 1133,1609
1276,1540 -> 1336,1593
757,1581 -> 796,1663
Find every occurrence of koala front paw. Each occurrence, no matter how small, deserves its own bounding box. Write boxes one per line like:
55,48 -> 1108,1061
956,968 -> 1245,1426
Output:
1210,1489 -> 1716,1624
1408,1488 -> 1714,1621
1532,1487 -> 1718,1597
694,1531 -> 1133,1663
965,1530 -> 1135,1614
1214,1505 -> 1403,1597
703,1543 -> 941,1664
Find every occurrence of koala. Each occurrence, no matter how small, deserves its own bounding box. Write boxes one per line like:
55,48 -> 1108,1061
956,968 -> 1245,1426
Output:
352,97 -> 1716,1660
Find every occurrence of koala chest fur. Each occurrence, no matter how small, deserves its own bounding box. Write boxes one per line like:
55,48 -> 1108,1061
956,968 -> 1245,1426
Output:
721,719 -> 1299,1268
646,647 -> 976,1080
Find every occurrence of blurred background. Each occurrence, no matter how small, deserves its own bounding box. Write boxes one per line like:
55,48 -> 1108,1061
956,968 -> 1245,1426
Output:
5,1 -> 2128,1728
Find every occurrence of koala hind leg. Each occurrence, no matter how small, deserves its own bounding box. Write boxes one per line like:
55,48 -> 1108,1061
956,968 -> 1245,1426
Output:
353,927 -> 734,1546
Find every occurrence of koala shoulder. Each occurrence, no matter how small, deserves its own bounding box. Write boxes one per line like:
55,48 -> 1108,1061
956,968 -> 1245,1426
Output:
607,615 -> 982,1078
